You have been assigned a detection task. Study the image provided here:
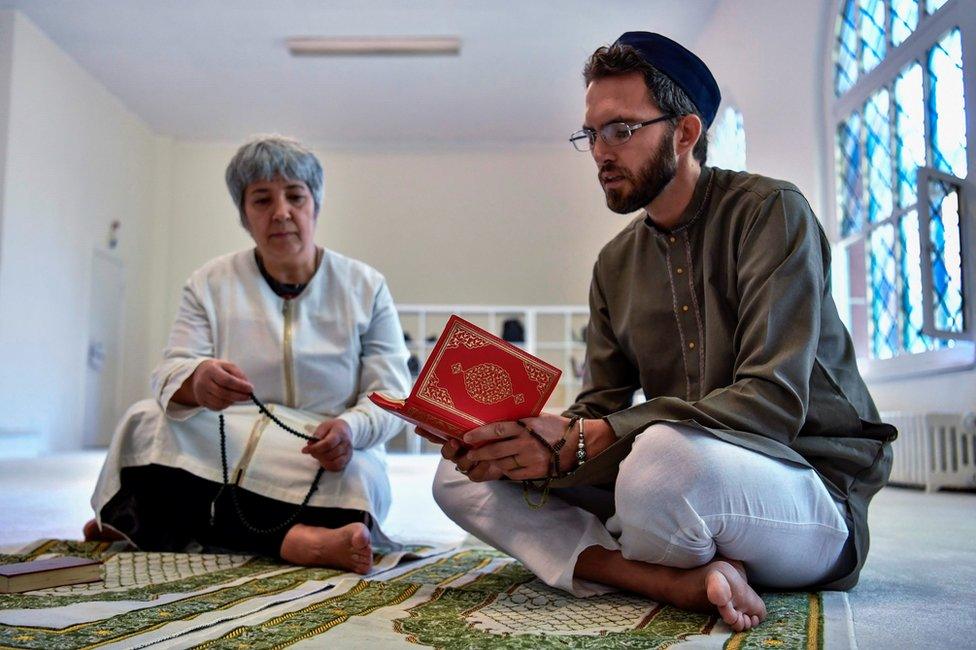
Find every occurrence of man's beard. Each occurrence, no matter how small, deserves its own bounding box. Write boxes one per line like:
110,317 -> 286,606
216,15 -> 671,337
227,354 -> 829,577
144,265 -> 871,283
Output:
601,134 -> 677,214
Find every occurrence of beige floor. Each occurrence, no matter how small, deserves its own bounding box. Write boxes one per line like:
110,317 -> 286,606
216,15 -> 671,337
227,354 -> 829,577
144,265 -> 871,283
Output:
0,451 -> 973,648
0,451 -> 465,551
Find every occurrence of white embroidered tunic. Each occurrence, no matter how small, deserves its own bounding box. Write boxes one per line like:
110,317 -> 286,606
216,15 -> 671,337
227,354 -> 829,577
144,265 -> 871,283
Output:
92,248 -> 412,525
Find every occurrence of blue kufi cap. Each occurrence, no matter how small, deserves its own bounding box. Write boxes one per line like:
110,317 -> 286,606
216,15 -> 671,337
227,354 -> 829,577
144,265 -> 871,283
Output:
615,31 -> 721,129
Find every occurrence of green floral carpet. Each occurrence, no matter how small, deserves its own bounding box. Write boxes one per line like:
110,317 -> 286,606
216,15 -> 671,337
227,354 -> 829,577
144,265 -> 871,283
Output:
0,540 -> 854,649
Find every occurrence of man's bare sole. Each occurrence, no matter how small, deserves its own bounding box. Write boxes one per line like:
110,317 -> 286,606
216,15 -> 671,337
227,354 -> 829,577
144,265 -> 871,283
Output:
702,560 -> 766,631
576,547 -> 766,632
280,522 -> 373,574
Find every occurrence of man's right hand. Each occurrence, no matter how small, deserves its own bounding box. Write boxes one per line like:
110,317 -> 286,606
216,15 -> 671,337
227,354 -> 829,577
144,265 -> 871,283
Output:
416,427 -> 504,482
174,359 -> 254,411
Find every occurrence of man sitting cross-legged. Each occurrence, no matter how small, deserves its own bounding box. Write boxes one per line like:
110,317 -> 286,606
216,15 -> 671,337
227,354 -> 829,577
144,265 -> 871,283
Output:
422,32 -> 895,632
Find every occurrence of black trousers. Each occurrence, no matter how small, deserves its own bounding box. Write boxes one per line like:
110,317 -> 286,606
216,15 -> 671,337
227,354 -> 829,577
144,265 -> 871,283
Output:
99,464 -> 368,558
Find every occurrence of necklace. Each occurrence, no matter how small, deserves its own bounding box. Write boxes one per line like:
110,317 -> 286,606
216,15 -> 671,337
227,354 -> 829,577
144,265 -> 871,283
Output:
210,394 -> 325,535
254,248 -> 322,298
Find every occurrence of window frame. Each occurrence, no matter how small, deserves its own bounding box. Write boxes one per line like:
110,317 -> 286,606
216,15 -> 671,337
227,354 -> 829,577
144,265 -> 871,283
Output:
823,0 -> 976,381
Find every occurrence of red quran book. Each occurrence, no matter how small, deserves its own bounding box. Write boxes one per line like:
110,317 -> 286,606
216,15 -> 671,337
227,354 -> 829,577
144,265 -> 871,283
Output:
0,556 -> 102,593
369,315 -> 561,443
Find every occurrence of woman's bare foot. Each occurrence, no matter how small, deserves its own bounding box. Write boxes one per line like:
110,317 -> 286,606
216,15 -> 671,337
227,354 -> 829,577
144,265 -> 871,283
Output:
82,519 -> 126,542
279,522 -> 373,574
576,547 -> 766,632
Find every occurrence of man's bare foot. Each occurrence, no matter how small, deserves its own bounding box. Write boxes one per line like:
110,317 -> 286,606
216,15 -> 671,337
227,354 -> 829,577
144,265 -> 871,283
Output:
702,560 -> 766,632
82,519 -> 126,542
637,559 -> 765,632
279,522 -> 373,574
576,547 -> 766,632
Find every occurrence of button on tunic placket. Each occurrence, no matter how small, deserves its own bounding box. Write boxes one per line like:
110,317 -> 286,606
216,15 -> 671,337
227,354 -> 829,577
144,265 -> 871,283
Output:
662,230 -> 704,401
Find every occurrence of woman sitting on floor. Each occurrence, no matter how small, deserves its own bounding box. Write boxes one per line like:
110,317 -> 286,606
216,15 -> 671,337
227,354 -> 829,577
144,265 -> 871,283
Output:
85,135 -> 411,573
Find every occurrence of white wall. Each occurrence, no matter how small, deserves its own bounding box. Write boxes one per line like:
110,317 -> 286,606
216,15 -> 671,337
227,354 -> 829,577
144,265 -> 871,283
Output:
156,142 -> 624,331
694,0 -> 828,216
0,13 -> 13,281
0,12 -> 162,452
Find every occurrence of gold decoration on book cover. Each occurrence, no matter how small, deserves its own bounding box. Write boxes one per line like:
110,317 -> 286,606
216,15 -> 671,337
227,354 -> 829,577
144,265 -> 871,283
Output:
417,372 -> 454,409
403,405 -> 463,436
446,327 -> 490,350
452,362 -> 524,406
524,361 -> 557,394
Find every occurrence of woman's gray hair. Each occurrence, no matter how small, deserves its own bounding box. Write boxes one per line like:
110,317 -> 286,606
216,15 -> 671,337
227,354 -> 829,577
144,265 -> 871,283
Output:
225,135 -> 324,226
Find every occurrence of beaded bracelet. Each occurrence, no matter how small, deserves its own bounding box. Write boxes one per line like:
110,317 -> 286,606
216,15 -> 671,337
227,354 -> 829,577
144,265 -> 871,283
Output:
518,416 -> 580,509
576,418 -> 588,466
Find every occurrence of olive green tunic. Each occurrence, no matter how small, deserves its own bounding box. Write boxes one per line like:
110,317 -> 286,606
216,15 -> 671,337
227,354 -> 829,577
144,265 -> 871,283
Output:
563,166 -> 895,590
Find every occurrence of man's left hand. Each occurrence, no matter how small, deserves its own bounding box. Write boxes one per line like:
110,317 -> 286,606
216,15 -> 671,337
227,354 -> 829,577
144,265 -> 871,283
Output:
463,413 -> 574,480
302,419 -> 353,471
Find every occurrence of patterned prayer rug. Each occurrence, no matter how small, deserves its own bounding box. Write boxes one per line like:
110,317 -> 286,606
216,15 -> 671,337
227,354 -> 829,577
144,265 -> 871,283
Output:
0,541 -> 855,649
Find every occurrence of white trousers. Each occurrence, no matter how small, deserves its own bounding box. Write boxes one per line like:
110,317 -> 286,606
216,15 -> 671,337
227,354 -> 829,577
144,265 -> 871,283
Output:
433,423 -> 850,596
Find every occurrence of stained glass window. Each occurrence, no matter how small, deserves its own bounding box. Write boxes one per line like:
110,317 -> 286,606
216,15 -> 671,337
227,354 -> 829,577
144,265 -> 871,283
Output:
900,211 -> 926,352
837,113 -> 863,238
899,210 -> 946,353
891,0 -> 919,47
834,0 -> 954,96
859,0 -> 887,74
869,223 -> 900,359
894,63 -> 925,208
928,29 -> 967,178
831,0 -> 970,362
707,106 -> 746,172
926,179 -> 965,334
865,89 -> 894,224
836,0 -> 859,96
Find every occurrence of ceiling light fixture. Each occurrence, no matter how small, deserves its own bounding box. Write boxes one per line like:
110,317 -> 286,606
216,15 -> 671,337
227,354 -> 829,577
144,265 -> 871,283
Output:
287,36 -> 461,56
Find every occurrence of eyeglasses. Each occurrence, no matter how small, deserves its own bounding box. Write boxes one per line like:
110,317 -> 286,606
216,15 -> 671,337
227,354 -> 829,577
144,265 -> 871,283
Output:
569,115 -> 675,152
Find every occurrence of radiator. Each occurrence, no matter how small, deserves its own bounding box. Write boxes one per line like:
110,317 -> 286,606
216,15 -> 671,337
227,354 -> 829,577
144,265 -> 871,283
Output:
881,411 -> 976,492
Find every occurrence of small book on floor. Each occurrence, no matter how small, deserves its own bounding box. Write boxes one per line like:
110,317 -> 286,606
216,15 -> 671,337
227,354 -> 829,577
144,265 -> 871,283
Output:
0,556 -> 102,593
369,314 -> 561,444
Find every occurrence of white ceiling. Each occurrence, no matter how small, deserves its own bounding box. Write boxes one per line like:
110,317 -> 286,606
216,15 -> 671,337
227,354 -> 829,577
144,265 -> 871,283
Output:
1,1 -> 719,146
